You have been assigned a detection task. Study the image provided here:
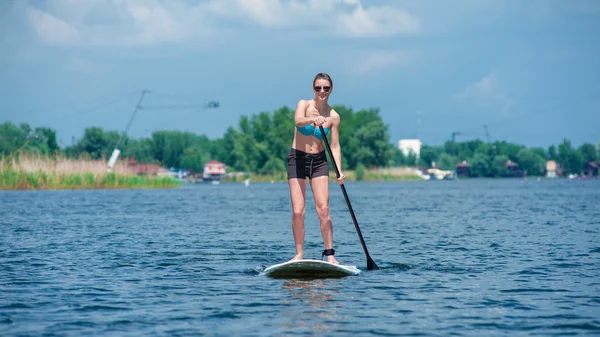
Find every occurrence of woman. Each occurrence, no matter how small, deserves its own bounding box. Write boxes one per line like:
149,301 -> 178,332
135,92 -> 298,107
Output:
287,73 -> 345,265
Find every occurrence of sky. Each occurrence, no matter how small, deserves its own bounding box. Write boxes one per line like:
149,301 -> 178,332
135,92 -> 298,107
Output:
1,0 -> 599,149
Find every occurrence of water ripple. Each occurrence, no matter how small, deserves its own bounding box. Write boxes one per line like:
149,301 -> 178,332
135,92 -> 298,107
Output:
1,180 -> 599,336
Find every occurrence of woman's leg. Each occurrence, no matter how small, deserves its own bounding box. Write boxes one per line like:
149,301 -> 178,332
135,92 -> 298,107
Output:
310,175 -> 339,264
288,178 -> 307,261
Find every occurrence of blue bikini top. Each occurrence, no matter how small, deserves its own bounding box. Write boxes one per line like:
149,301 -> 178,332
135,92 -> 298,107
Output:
296,124 -> 329,140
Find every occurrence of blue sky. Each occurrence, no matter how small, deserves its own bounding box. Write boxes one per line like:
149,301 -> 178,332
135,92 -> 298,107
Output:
1,0 -> 599,149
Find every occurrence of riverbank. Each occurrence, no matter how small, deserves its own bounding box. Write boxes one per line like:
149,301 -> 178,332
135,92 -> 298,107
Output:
223,167 -> 423,183
1,155 -> 179,190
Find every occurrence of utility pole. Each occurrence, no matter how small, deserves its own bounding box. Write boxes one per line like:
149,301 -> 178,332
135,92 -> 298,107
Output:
416,111 -> 421,167
452,131 -> 462,143
107,89 -> 149,171
106,89 -> 220,171
484,124 -> 496,153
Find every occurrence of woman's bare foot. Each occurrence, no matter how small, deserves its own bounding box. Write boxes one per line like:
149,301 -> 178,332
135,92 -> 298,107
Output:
326,255 -> 339,265
289,253 -> 303,262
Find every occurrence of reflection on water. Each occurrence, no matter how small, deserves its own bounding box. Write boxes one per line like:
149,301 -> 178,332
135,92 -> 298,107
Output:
280,279 -> 342,333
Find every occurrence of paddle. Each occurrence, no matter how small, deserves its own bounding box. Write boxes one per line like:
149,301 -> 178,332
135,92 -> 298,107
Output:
319,125 -> 380,270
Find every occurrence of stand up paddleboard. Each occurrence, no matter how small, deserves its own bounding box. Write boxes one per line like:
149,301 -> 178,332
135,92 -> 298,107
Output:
263,260 -> 361,279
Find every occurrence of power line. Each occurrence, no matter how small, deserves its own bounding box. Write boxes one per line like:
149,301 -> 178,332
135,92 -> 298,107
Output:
18,90 -> 141,126
106,90 -> 220,170
21,89 -> 218,127
51,91 -> 140,124
140,90 -> 220,110
149,90 -> 211,106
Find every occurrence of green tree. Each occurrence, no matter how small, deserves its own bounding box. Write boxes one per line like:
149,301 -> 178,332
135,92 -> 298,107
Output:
530,147 -> 547,161
0,122 -> 26,155
443,140 -> 459,157
229,116 -> 262,172
548,145 -> 558,161
420,145 -> 439,167
494,141 -> 523,162
79,127 -> 108,159
516,148 -> 546,176
474,142 -> 492,157
250,111 -> 272,144
578,143 -> 597,163
35,127 -> 59,153
334,106 -> 392,169
437,153 -> 457,170
493,155 -> 509,177
558,139 -> 582,175
123,138 -> 155,163
150,130 -> 209,168
19,123 -> 32,137
470,152 -> 491,177
354,119 -> 392,168
393,148 -> 407,166
180,147 -> 209,174
356,163 -> 366,180
215,127 -> 240,168
405,151 -> 417,167
260,157 -> 286,174
269,106 -> 295,162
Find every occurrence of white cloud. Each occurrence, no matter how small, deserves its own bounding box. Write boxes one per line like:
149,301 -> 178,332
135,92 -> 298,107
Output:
456,73 -> 515,113
336,5 -> 420,37
26,7 -> 79,45
26,0 -> 218,46
457,74 -> 499,100
353,51 -> 411,74
24,0 -> 420,47
227,0 -> 419,37
230,0 -> 290,27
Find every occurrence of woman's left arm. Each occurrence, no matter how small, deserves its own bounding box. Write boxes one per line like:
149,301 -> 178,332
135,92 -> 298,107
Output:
329,113 -> 344,182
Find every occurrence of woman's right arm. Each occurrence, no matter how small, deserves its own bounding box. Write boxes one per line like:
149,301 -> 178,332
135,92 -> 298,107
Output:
294,100 -> 313,127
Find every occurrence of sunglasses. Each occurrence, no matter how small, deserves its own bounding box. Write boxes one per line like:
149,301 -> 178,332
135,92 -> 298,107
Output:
314,86 -> 331,93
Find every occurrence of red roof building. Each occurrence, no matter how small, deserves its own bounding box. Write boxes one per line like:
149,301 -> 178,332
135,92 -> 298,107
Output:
582,161 -> 599,177
456,161 -> 470,177
203,160 -> 226,181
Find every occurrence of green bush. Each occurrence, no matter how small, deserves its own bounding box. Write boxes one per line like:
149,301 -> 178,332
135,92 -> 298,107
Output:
356,163 -> 366,181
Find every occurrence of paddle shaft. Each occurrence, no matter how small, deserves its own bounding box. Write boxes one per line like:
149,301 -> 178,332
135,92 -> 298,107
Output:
319,125 -> 379,270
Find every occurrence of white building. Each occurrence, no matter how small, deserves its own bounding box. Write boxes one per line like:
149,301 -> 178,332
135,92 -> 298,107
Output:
398,139 -> 422,159
546,160 -> 557,178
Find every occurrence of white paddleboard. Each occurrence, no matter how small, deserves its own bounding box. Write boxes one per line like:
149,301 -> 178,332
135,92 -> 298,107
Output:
262,259 -> 361,279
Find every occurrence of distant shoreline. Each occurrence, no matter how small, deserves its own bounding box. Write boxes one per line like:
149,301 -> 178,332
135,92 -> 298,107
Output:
223,169 -> 424,183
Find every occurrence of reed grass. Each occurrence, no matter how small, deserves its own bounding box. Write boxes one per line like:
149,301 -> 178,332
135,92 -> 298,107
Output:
0,154 -> 179,190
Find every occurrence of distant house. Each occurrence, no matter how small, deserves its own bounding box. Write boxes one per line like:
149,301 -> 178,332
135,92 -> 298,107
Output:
546,160 -> 557,178
398,139 -> 422,162
127,157 -> 169,176
203,160 -> 226,181
456,161 -> 470,177
506,160 -> 525,177
581,161 -> 599,177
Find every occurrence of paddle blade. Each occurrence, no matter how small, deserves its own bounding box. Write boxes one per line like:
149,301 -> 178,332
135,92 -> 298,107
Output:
367,257 -> 380,271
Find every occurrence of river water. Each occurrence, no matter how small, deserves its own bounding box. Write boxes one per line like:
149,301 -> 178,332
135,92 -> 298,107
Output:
1,179 -> 599,336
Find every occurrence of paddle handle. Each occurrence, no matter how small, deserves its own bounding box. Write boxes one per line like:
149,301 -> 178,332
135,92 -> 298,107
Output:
319,126 -> 379,270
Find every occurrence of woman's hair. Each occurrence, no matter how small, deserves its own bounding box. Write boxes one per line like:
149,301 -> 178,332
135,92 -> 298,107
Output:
313,73 -> 333,88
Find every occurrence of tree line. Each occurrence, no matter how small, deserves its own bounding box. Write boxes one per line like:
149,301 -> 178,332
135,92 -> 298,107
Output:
1,105 -> 598,177
420,139 -> 596,177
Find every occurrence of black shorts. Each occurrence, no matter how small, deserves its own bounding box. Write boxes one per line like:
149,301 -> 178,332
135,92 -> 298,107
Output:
287,148 -> 329,180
